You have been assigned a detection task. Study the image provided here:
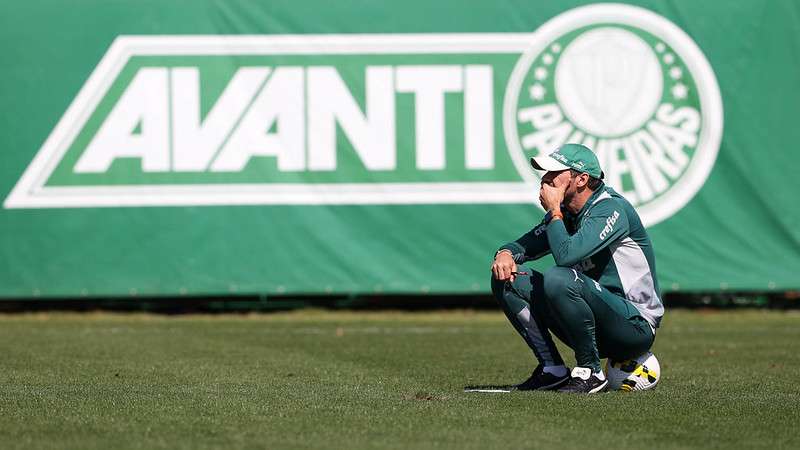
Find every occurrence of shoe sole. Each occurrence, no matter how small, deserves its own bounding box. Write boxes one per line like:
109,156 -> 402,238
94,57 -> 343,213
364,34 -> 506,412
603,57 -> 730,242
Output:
514,376 -> 569,391
588,379 -> 609,394
557,378 -> 609,394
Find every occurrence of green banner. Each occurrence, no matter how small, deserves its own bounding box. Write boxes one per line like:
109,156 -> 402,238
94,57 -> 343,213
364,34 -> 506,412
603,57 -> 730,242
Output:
1,1 -> 798,298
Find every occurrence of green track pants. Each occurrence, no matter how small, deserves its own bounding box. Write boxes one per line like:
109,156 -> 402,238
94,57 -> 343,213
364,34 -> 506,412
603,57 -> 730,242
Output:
491,267 -> 655,372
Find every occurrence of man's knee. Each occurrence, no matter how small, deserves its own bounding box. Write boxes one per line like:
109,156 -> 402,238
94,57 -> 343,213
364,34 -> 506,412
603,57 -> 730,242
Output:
542,266 -> 580,301
490,271 -> 537,304
490,274 -> 505,299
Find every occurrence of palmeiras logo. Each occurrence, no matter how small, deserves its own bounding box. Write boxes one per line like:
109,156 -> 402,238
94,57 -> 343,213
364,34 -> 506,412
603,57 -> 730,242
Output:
504,4 -> 723,225
5,3 -> 721,225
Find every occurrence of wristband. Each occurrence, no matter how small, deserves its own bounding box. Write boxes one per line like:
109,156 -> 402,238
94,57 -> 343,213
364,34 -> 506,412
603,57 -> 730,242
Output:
495,249 -> 513,259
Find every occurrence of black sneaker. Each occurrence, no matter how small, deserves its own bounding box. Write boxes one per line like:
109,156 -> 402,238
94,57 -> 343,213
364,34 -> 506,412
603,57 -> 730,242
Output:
514,365 -> 570,391
557,367 -> 609,394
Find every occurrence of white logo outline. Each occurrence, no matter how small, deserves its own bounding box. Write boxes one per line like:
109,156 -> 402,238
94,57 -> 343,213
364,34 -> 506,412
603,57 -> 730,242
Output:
4,34 -> 537,209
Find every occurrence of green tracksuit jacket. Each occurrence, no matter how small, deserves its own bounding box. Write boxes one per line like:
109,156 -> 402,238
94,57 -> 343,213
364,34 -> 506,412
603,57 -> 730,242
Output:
498,185 -> 664,329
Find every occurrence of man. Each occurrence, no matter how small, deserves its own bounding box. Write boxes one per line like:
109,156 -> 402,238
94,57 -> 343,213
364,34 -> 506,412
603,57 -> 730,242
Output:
490,143 -> 663,394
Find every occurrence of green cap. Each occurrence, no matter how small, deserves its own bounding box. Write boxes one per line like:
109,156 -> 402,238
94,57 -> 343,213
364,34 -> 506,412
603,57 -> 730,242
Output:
530,143 -> 604,179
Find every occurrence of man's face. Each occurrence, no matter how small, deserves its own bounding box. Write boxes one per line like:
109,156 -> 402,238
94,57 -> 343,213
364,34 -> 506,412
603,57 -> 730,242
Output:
541,170 -> 584,203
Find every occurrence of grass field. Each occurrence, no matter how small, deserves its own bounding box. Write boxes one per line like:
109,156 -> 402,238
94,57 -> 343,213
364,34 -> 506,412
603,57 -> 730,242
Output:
1,309 -> 798,449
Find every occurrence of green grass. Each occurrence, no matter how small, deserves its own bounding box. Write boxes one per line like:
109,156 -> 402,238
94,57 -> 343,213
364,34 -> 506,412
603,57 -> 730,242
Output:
0,309 -> 798,449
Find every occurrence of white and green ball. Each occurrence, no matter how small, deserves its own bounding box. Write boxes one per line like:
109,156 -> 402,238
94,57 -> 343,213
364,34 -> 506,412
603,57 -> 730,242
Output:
606,351 -> 661,391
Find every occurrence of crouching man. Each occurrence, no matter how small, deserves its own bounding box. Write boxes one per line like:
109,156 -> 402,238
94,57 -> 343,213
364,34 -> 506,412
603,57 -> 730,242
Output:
491,144 -> 663,394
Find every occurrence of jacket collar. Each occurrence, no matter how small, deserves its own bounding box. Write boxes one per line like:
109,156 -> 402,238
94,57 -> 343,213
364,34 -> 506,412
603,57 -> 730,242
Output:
574,184 -> 607,220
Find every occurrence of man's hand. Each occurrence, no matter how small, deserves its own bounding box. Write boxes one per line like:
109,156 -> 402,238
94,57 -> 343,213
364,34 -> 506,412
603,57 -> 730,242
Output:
492,251 -> 517,281
539,182 -> 567,213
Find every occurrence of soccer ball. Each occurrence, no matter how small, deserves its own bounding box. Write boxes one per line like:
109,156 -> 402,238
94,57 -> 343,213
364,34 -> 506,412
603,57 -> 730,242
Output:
606,351 -> 661,391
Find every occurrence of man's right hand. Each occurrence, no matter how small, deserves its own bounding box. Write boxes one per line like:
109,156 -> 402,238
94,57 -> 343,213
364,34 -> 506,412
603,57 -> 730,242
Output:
492,251 -> 517,282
